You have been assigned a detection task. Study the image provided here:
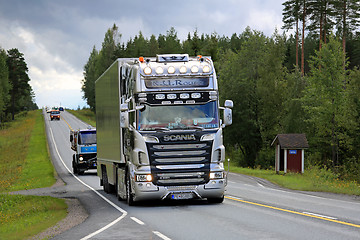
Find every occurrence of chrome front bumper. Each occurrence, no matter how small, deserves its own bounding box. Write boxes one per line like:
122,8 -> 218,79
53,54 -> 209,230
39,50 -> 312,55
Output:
132,179 -> 225,202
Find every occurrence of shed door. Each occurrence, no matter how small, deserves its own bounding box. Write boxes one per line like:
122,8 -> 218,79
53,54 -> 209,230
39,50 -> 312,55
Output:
287,150 -> 301,173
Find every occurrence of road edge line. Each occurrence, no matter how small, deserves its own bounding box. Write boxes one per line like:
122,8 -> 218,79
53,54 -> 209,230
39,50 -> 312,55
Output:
48,124 -> 127,240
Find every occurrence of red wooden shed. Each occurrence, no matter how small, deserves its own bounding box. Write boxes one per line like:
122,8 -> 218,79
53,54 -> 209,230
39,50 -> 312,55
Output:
271,134 -> 309,174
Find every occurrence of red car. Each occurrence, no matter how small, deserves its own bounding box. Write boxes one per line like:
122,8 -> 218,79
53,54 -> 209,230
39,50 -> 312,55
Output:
50,110 -> 60,121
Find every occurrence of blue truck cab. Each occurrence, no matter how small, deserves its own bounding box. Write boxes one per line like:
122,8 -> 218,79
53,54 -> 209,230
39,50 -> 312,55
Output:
70,127 -> 97,175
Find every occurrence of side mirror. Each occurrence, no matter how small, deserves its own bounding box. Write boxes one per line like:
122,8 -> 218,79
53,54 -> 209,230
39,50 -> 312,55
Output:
120,103 -> 129,128
224,100 -> 233,108
70,135 -> 73,142
223,108 -> 232,126
120,103 -> 129,112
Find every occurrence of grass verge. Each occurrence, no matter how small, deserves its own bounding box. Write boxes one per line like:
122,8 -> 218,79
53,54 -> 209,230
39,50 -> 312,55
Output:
67,108 -> 96,127
0,110 -> 67,239
227,162 -> 360,196
0,194 -> 67,240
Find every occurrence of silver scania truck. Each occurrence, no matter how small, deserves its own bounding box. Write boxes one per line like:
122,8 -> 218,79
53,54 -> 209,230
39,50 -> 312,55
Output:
95,54 -> 233,205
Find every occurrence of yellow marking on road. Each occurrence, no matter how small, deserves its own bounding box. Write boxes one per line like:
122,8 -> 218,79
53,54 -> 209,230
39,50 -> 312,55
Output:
225,196 -> 360,228
61,116 -> 73,131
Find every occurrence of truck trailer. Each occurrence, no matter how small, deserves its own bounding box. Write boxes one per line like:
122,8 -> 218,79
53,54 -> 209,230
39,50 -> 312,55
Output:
95,54 -> 233,205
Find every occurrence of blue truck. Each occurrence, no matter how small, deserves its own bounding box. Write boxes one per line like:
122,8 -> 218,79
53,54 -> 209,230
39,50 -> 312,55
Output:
70,127 -> 97,175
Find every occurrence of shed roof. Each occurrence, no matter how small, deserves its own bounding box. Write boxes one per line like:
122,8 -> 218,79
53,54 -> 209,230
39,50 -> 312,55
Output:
271,134 -> 309,149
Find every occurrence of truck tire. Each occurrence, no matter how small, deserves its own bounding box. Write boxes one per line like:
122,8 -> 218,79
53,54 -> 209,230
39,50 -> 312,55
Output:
72,164 -> 78,174
102,166 -> 110,193
72,155 -> 78,174
207,195 -> 224,204
126,172 -> 135,206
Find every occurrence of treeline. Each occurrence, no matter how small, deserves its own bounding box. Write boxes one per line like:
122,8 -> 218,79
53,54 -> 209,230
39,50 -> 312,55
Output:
282,0 -> 360,74
0,47 -> 38,126
82,1 -> 360,182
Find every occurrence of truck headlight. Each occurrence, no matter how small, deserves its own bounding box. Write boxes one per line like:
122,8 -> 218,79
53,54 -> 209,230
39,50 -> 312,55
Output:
136,174 -> 153,182
79,157 -> 84,161
210,172 -> 224,179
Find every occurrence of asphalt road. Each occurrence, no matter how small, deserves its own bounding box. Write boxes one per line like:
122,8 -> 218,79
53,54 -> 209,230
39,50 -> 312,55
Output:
45,110 -> 360,240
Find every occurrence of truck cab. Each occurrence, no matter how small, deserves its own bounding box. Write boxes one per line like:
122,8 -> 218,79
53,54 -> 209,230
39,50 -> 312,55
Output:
70,127 -> 97,175
96,54 -> 233,204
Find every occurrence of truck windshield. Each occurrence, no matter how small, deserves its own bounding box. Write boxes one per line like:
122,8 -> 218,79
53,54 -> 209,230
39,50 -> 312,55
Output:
138,101 -> 219,131
79,131 -> 96,145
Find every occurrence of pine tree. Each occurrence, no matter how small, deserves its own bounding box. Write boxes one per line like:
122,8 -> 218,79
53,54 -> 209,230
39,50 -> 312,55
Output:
82,46 -> 99,111
282,0 -> 301,67
307,0 -> 336,50
6,48 -> 31,120
282,0 -> 309,75
333,0 -> 360,66
0,48 -> 10,123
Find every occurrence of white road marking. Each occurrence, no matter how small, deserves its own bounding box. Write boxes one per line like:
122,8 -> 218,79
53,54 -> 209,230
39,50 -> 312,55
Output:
302,212 -> 338,220
48,125 -> 128,240
153,231 -> 172,240
131,217 -> 145,225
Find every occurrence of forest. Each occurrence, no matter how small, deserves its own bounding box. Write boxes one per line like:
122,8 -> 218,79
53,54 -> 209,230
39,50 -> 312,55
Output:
81,0 -> 360,183
0,48 -> 38,125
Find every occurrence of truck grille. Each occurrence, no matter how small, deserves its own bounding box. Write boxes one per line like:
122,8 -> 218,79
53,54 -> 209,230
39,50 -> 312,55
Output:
147,139 -> 212,186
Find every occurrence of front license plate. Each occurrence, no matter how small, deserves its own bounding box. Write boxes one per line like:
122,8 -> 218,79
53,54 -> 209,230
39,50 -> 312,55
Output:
171,193 -> 194,200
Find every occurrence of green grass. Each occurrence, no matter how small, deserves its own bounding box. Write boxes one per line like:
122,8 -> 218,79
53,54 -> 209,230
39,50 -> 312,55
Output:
67,108 -> 96,127
0,194 -> 67,240
0,110 -> 67,240
226,162 -> 360,196
9,110 -> 55,191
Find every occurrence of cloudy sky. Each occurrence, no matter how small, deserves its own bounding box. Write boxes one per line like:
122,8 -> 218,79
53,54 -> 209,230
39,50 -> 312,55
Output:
0,0 -> 285,109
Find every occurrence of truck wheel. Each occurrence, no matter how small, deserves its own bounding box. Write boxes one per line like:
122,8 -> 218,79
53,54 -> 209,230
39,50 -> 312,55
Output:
126,172 -> 135,206
73,165 -> 78,174
207,196 -> 224,204
72,156 -> 78,174
102,166 -> 110,193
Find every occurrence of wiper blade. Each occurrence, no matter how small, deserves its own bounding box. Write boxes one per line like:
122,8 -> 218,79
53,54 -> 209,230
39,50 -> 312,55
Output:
141,127 -> 170,132
187,126 -> 204,131
171,126 -> 204,131
155,127 -> 170,132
